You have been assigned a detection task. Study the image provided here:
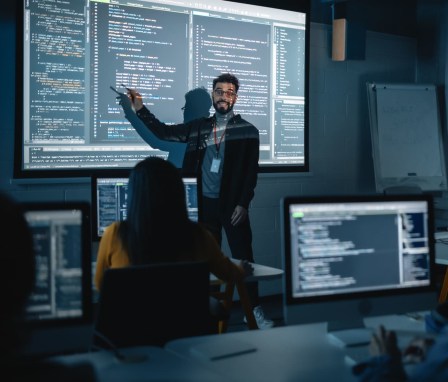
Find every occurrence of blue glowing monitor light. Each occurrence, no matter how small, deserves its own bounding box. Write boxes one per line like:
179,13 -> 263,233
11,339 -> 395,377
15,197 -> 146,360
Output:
23,202 -> 92,324
21,202 -> 93,356
281,194 -> 438,347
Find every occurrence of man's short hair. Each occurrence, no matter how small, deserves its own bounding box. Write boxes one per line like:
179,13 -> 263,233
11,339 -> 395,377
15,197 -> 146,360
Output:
213,73 -> 239,93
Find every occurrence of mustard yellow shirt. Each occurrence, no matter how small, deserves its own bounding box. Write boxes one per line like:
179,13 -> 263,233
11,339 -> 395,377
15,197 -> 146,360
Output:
94,221 -> 242,291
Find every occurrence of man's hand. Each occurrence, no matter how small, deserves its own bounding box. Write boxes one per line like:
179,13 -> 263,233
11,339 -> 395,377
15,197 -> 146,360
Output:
230,205 -> 247,226
369,325 -> 401,358
127,89 -> 144,111
117,92 -> 133,112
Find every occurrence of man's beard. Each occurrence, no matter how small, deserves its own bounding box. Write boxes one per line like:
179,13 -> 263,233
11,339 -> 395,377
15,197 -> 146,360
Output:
213,100 -> 234,114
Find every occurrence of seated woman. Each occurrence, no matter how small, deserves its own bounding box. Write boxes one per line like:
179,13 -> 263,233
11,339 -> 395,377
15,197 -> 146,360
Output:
94,157 -> 251,321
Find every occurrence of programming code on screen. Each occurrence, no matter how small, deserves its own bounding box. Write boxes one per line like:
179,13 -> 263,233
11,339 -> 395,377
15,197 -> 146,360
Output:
24,209 -> 84,321
288,201 -> 431,298
21,0 -> 307,172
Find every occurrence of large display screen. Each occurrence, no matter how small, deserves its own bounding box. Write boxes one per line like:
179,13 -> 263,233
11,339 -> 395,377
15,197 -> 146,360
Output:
16,0 -> 309,177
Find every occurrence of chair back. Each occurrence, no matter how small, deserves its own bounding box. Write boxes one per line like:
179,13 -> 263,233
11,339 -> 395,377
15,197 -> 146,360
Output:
94,261 -> 211,348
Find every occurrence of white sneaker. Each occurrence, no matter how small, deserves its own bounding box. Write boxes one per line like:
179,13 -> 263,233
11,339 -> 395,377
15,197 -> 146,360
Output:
244,305 -> 274,330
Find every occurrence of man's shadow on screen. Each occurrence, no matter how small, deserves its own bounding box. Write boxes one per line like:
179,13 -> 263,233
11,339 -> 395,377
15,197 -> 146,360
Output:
118,87 -> 212,168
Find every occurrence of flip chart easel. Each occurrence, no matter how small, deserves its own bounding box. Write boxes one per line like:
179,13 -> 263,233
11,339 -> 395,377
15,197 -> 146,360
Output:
367,83 -> 447,193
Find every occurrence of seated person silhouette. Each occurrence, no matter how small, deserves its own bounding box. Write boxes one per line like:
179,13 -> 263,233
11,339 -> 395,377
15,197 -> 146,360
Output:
117,87 -> 212,168
94,157 -> 252,329
0,192 -> 96,381
353,302 -> 448,381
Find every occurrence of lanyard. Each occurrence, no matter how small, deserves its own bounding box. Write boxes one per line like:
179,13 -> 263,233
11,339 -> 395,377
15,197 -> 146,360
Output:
213,120 -> 226,157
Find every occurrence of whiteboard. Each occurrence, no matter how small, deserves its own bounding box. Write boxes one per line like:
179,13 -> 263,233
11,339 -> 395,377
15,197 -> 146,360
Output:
367,83 -> 447,193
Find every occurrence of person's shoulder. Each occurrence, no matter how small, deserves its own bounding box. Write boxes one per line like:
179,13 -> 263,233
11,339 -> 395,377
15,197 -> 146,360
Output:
232,115 -> 258,132
107,221 -> 121,230
102,221 -> 121,238
183,117 -> 213,138
232,114 -> 249,124
229,116 -> 259,142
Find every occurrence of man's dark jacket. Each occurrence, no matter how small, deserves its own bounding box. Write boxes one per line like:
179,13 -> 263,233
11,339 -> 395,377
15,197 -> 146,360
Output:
135,106 -> 259,217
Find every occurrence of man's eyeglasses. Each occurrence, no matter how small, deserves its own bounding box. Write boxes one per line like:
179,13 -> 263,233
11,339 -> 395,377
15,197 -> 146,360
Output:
213,89 -> 236,98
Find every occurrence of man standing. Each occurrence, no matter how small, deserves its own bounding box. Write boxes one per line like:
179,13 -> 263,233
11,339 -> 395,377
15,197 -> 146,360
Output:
127,73 -> 273,329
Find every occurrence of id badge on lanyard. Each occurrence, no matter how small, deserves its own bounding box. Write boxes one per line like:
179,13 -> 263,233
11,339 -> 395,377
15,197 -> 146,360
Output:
211,157 -> 221,173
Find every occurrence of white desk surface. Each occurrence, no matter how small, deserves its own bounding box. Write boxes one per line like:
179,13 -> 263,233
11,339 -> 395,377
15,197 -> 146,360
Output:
50,315 -> 428,382
245,261 -> 284,281
165,315 -> 428,382
435,231 -> 448,265
51,346 -> 229,382
210,260 -> 283,283
166,323 -> 355,382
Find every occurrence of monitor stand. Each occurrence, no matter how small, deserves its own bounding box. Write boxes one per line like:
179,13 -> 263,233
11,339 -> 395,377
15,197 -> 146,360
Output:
326,318 -> 373,348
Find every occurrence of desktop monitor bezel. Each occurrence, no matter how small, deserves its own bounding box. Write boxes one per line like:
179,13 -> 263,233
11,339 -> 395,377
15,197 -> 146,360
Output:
281,194 -> 438,327
22,201 -> 93,328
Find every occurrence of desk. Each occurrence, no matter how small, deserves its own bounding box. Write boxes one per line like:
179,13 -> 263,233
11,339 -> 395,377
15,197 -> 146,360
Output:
49,315 -> 427,382
51,346 -> 228,382
209,260 -> 284,284
165,315 -> 427,382
166,323 -> 355,381
210,260 -> 283,331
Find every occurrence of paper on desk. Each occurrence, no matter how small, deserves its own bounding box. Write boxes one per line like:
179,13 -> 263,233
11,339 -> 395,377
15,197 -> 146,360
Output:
190,338 -> 257,361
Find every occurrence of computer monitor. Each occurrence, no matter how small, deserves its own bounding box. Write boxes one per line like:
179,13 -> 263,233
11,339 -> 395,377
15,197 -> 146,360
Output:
281,194 -> 438,346
21,202 -> 93,355
23,202 -> 92,324
92,175 -> 199,241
